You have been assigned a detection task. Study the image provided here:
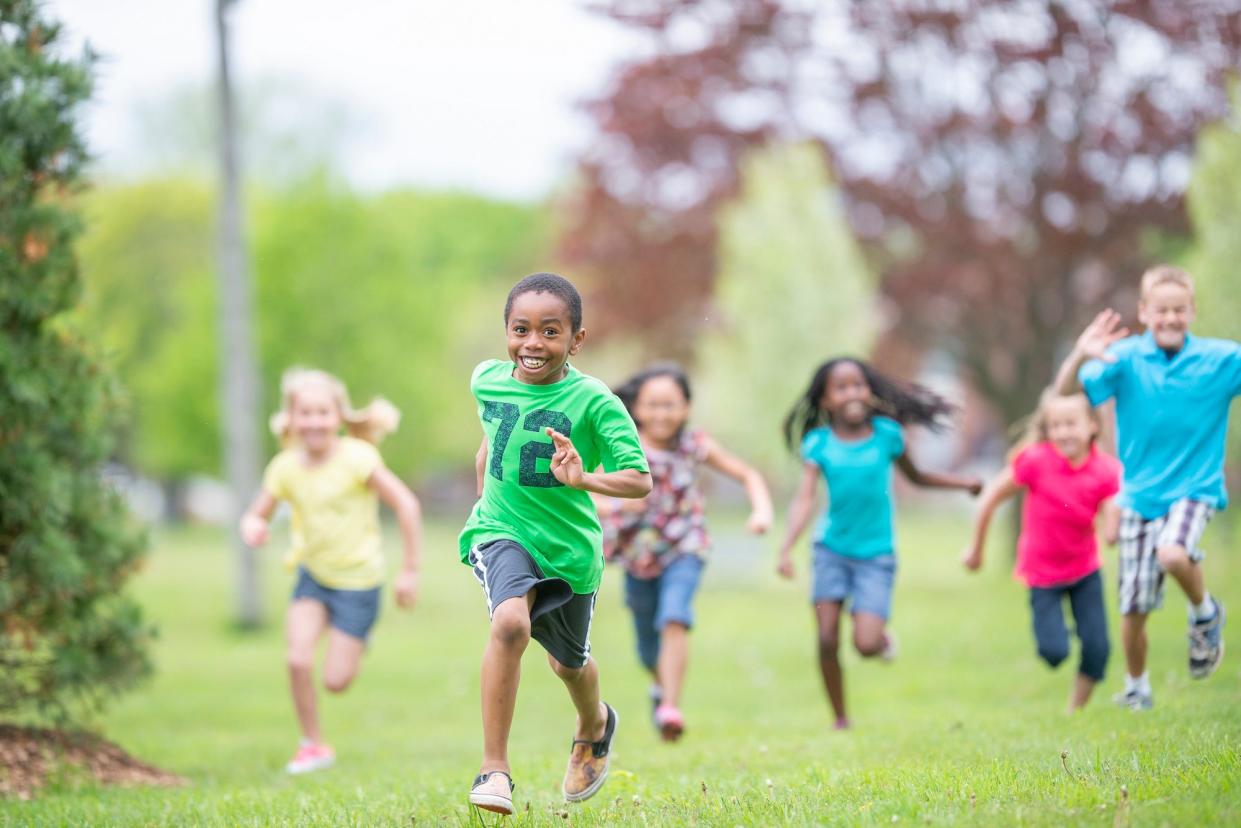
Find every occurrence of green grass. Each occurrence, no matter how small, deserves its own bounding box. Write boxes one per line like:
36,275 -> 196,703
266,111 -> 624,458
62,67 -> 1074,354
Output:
4,510 -> 1239,826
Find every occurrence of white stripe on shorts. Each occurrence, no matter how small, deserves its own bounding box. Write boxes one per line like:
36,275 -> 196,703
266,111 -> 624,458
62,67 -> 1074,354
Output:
469,545 -> 495,615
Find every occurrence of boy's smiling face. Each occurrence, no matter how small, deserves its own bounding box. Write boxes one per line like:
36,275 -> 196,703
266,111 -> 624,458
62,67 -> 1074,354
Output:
506,290 -> 586,385
1139,282 -> 1195,352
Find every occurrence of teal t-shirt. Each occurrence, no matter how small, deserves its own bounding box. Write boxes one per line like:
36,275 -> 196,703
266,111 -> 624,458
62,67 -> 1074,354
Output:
1079,332 -> 1241,518
458,360 -> 648,594
800,416 -> 905,558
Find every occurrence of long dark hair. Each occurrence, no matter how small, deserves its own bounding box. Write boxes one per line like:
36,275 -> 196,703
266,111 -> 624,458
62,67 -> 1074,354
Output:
614,363 -> 693,432
782,357 -> 955,450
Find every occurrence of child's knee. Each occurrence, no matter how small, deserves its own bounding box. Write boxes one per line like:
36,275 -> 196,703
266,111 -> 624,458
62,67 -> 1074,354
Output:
490,602 -> 532,648
548,654 -> 587,681
854,632 -> 884,657
286,647 -> 315,673
322,670 -> 354,694
1037,640 -> 1070,668
817,628 -> 840,657
1155,544 -> 1189,569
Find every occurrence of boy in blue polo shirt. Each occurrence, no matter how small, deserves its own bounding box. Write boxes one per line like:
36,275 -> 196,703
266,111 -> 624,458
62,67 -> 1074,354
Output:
1055,265 -> 1241,710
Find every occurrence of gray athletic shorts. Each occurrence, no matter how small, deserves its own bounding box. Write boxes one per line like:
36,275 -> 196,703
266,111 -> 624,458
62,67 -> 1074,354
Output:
1117,498 -> 1214,615
467,538 -> 598,668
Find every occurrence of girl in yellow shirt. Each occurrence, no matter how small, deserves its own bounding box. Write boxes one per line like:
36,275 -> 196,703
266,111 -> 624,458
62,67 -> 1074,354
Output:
240,368 -> 422,774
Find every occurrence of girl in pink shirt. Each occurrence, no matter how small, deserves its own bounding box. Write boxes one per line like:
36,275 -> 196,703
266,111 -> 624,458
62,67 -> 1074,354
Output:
963,390 -> 1121,710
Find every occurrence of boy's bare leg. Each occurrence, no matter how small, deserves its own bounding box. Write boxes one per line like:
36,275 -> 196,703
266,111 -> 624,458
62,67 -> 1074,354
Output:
1121,613 -> 1148,678
1157,545 -> 1205,605
548,654 -> 607,741
480,592 -> 535,774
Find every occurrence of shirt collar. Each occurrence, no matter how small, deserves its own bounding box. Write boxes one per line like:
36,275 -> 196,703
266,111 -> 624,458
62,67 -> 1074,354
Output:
1139,330 -> 1194,360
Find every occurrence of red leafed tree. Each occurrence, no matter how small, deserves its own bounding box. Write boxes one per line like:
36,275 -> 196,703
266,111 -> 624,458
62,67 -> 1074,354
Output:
565,0 -> 1241,424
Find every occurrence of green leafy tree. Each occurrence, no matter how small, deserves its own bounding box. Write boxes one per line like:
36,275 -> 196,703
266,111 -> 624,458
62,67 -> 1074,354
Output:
696,144 -> 875,472
1184,92 -> 1241,501
75,177 -> 547,482
0,0 -> 151,718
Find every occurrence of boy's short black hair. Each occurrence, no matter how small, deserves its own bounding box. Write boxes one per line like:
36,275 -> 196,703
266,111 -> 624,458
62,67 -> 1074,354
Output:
504,272 -> 583,332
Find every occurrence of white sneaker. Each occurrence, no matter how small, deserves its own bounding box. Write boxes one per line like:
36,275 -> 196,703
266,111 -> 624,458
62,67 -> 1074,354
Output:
880,631 -> 899,663
469,770 -> 514,815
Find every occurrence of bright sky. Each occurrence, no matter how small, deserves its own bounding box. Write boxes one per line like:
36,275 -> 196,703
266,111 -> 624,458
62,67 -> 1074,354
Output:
48,0 -> 640,200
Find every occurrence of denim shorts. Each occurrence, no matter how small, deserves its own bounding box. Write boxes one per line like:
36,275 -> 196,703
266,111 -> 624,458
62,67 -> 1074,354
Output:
623,554 -> 705,671
292,567 -> 382,641
812,544 -> 896,619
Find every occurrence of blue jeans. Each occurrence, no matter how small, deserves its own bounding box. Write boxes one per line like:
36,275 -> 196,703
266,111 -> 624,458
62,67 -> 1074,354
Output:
623,554 -> 705,671
1029,569 -> 1110,681
812,544 -> 896,619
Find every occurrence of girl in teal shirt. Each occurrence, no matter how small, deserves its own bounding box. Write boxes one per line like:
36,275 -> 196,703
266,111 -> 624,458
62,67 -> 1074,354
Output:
776,357 -> 981,729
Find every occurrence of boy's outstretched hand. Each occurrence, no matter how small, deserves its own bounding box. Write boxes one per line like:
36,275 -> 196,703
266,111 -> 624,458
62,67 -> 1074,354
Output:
1075,309 -> 1130,363
547,427 -> 585,489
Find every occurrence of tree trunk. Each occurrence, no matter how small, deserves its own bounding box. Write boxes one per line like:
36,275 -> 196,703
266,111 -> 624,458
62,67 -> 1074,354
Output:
214,0 -> 262,627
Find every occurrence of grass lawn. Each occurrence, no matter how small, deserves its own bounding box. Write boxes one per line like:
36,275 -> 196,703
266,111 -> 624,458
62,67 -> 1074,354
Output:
3,508 -> 1239,826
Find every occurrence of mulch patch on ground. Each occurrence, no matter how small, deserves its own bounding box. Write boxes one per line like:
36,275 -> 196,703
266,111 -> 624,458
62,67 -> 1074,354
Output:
0,724 -> 185,799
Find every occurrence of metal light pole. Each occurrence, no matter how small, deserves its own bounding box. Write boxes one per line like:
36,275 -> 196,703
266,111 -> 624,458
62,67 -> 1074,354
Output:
214,0 -> 262,627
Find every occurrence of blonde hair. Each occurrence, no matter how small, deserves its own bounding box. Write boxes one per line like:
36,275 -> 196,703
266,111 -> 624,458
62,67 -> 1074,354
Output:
1007,387 -> 1100,464
1140,265 -> 1195,300
269,367 -> 400,447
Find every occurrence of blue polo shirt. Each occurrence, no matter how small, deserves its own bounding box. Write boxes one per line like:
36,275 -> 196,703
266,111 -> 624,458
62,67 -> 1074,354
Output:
1079,332 -> 1241,518
801,416 -> 905,558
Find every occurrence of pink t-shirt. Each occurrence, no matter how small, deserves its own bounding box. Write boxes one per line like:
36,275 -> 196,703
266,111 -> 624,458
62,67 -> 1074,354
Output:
1012,442 -> 1121,588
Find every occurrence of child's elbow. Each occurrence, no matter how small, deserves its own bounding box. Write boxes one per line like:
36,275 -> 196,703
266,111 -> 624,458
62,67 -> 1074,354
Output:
632,473 -> 653,497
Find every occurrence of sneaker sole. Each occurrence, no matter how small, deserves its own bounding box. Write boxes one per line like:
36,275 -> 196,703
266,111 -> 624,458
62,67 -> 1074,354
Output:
563,707 -> 618,803
286,757 -> 335,775
1190,639 -> 1224,680
469,794 -> 514,815
659,720 -> 684,742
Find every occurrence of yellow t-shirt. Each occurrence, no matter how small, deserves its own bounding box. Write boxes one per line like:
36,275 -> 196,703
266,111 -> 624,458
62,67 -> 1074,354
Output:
262,436 -> 384,589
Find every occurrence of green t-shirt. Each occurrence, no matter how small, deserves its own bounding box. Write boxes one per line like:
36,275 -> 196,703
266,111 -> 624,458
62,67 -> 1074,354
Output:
458,359 -> 648,594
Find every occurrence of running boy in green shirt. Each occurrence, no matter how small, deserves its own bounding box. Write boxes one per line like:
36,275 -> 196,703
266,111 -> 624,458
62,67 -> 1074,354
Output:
460,273 -> 651,814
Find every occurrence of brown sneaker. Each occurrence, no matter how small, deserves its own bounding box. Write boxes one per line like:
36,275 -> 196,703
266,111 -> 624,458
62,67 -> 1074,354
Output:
562,702 -> 617,803
469,770 -> 514,815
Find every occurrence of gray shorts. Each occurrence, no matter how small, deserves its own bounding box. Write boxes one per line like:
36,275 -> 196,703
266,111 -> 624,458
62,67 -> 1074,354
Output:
1117,498 -> 1214,615
467,539 -> 598,668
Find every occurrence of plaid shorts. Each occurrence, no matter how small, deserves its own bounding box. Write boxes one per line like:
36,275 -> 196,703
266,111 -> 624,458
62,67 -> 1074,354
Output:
1117,499 -> 1214,615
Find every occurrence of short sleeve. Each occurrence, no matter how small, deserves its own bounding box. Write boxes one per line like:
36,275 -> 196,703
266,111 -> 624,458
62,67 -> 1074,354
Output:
1078,355 -> 1122,407
799,429 -> 826,464
1097,453 -> 1122,500
1011,445 -> 1039,488
875,417 -> 905,459
262,453 -> 290,500
1227,340 -> 1241,397
593,393 -> 649,474
345,439 -> 382,484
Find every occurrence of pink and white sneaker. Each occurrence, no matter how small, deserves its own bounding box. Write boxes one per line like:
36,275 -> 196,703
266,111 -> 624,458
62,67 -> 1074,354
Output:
285,742 -> 335,775
654,704 -> 684,742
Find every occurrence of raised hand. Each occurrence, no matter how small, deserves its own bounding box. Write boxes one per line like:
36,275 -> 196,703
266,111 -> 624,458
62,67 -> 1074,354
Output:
547,427 -> 585,489
1074,309 -> 1129,363
746,509 -> 773,535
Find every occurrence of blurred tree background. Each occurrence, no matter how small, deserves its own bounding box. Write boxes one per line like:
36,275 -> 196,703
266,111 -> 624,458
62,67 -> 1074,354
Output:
64,0 -> 1241,508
